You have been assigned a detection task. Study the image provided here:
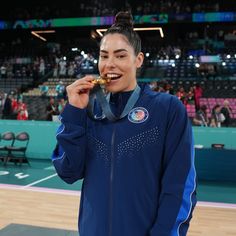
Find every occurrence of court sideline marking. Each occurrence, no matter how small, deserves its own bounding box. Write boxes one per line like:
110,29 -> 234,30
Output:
0,183 -> 81,196
20,173 -> 58,189
197,201 -> 236,209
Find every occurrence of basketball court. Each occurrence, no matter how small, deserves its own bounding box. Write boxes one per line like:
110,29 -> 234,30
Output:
1,159 -> 236,235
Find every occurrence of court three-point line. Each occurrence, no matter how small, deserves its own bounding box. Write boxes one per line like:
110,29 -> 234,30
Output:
21,173 -> 58,188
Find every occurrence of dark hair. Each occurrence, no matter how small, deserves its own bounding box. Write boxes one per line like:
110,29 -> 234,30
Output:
200,105 -> 207,111
212,104 -> 220,112
101,11 -> 141,55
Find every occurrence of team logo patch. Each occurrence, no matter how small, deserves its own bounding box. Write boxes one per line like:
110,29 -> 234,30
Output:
128,107 -> 149,123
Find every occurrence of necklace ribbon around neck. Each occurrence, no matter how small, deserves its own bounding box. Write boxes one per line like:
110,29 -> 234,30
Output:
87,84 -> 141,121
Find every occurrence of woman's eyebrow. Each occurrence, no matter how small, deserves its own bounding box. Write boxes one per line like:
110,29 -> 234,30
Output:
100,50 -> 108,54
100,49 -> 128,53
114,49 -> 128,53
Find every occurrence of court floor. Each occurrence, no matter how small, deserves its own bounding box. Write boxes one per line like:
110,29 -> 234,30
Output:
0,158 -> 236,235
0,159 -> 83,191
0,158 -> 236,204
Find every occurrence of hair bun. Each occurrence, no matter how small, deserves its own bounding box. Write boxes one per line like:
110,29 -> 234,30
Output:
114,11 -> 133,28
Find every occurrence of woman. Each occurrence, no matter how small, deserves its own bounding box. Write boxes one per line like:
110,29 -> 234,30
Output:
16,99 -> 28,120
52,11 -> 197,236
193,104 -> 209,127
193,83 -> 203,111
210,104 -> 225,127
220,100 -> 232,127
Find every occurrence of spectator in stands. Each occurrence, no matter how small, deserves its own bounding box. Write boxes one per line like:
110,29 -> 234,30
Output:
149,81 -> 157,90
55,80 -> 66,99
2,93 -> 13,119
52,11 -> 196,236
16,99 -> 28,120
163,82 -> 174,94
220,100 -> 232,127
186,86 -> 195,105
193,83 -> 203,111
176,86 -> 187,105
39,57 -> 45,77
53,64 -> 59,78
40,84 -> 49,98
193,104 -> 209,126
11,94 -> 18,119
67,61 -> 75,78
210,104 -> 225,128
46,97 -> 59,121
58,58 -> 67,78
58,98 -> 66,113
15,88 -> 23,102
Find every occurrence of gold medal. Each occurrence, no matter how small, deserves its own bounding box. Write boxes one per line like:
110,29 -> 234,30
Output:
92,76 -> 111,85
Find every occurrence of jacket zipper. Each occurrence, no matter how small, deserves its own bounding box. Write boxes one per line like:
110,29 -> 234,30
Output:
109,125 -> 116,236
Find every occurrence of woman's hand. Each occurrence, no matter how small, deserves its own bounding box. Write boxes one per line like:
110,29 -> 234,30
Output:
66,75 -> 95,109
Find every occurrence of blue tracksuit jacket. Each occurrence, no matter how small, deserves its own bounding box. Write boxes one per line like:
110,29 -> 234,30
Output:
52,84 -> 197,236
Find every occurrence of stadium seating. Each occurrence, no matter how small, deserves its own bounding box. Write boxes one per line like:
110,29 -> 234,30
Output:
5,131 -> 30,165
0,131 -> 15,164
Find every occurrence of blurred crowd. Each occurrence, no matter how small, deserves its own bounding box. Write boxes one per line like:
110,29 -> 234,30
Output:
149,80 -> 234,127
0,0 -> 235,125
0,0 -> 234,20
0,89 -> 28,120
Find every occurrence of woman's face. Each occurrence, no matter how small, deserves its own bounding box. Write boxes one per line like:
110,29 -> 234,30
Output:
98,33 -> 144,93
215,107 -> 221,113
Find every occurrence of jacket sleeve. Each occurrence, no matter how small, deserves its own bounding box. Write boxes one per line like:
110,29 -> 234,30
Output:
51,103 -> 88,184
150,96 -> 197,236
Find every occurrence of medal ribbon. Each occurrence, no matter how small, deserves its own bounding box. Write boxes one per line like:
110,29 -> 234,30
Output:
87,84 -> 141,121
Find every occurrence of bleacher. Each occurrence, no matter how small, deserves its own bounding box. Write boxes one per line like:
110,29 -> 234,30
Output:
186,97 -> 236,119
0,1 -> 235,125
0,77 -> 34,94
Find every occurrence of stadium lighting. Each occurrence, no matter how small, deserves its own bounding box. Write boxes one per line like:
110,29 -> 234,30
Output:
31,30 -> 55,42
31,31 -> 46,41
71,47 -> 78,51
96,27 -> 164,38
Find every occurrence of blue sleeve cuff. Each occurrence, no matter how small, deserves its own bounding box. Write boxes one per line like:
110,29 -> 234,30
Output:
60,103 -> 87,126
